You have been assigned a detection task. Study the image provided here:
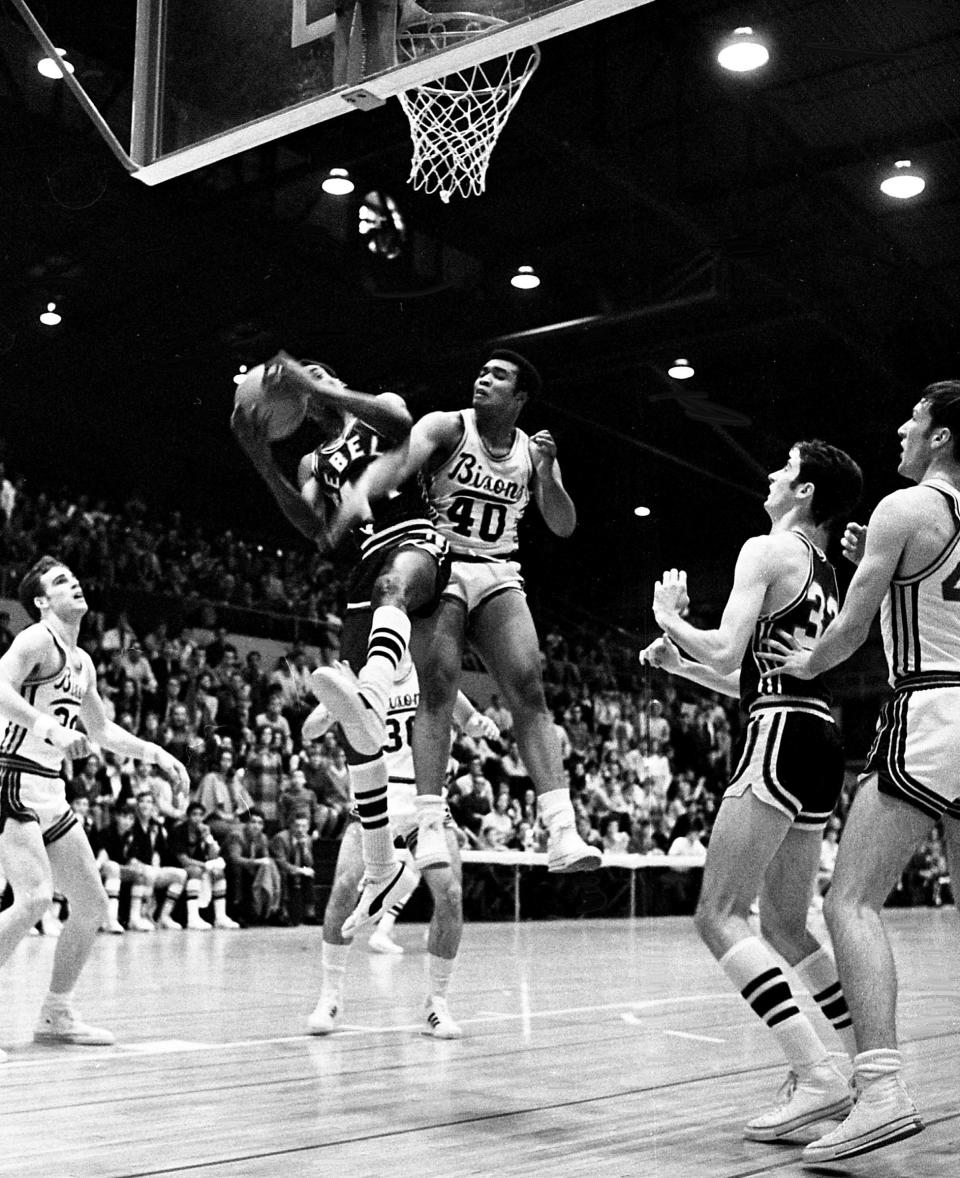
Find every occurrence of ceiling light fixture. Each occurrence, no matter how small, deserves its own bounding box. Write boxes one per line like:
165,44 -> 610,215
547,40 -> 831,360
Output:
717,27 -> 769,73
321,167 -> 355,196
37,49 -> 75,79
633,506 -> 651,518
667,358 -> 694,380
39,302 -> 62,326
232,364 -> 249,386
511,265 -> 540,290
879,160 -> 925,200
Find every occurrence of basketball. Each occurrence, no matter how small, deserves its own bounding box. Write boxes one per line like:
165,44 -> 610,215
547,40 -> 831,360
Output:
233,363 -> 308,440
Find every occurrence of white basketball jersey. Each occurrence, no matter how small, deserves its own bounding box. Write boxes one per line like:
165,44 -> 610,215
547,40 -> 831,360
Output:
425,409 -> 533,559
880,477 -> 960,687
0,625 -> 91,773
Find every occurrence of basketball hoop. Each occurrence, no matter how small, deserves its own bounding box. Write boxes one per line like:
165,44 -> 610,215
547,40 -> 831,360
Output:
396,13 -> 540,202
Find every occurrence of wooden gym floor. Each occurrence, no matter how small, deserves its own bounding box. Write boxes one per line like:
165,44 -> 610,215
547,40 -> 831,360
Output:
1,909 -> 957,1178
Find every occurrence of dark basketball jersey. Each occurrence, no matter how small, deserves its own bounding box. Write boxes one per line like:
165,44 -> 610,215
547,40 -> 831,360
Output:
309,416 -> 434,556
740,531 -> 838,718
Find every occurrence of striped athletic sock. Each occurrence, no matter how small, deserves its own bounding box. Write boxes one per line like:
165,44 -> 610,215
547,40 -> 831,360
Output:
351,755 -> 396,878
793,944 -> 857,1059
358,605 -> 410,711
719,936 -> 828,1070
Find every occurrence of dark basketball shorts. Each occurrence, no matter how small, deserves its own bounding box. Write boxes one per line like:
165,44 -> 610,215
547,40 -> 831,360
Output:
725,707 -> 844,828
341,528 -> 451,666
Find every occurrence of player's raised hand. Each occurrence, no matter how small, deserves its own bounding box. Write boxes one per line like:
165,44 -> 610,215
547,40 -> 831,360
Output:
638,634 -> 681,671
273,351 -> 345,401
530,430 -> 558,471
230,398 -> 272,461
653,568 -> 689,624
841,522 -> 867,566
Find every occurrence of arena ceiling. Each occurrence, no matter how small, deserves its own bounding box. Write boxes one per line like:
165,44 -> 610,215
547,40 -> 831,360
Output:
1,0 -> 958,625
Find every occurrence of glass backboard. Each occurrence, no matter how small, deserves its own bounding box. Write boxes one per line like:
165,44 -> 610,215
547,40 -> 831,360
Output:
131,0 -> 656,184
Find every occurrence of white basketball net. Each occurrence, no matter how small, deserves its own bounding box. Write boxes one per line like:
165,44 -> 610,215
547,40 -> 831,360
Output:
396,16 -> 540,203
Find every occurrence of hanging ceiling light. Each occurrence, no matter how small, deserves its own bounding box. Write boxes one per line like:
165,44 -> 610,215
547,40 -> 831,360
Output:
880,160 -> 925,200
39,302 -> 62,326
37,49 -> 75,79
667,358 -> 695,380
717,27 -> 770,73
321,167 -> 355,196
511,265 -> 540,290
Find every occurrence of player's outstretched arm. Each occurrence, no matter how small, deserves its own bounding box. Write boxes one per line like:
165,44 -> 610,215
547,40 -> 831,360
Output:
639,635 -> 740,698
764,491 -> 913,680
452,692 -> 501,741
231,400 -> 330,545
323,411 -> 461,547
274,352 -> 413,443
529,431 -> 576,537
80,663 -> 190,791
652,538 -> 771,674
0,630 -> 91,759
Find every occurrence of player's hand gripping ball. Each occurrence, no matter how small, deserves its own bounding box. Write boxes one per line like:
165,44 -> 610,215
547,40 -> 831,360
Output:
233,361 -> 308,441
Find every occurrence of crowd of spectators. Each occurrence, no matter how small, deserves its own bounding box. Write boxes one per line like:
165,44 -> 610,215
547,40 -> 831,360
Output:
0,462 -> 951,930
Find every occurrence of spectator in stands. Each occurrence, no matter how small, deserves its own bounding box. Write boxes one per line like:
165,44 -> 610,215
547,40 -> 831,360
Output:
233,809 -> 281,923
254,686 -> 294,757
128,791 -> 188,929
499,737 -> 531,796
100,610 -> 137,655
564,703 -> 592,761
277,767 -> 320,835
480,791 -> 518,851
631,819 -> 663,855
449,756 -> 494,846
271,815 -> 317,925
193,671 -> 220,731
120,644 -> 158,703
638,698 -> 670,746
97,807 -> 155,933
167,802 -> 238,929
601,814 -> 630,855
244,724 -> 284,831
668,813 -> 708,862
196,748 -> 253,845
302,742 -> 350,838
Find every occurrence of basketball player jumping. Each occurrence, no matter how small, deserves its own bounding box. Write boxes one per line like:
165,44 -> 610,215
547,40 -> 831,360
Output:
0,557 -> 190,1058
319,349 -> 601,877
232,353 -> 464,934
640,440 -> 863,1144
